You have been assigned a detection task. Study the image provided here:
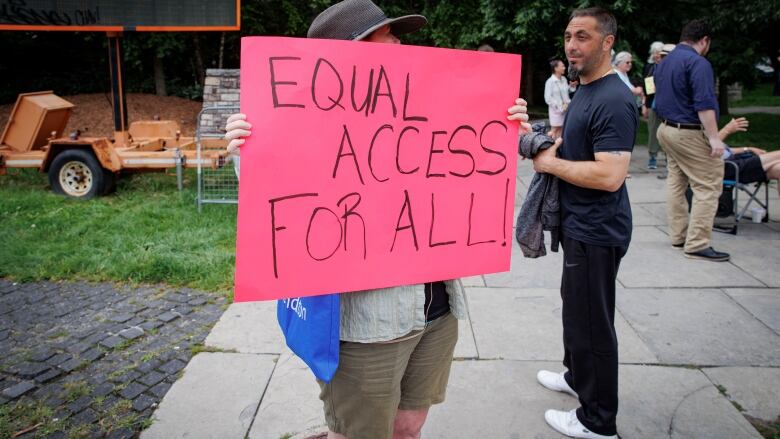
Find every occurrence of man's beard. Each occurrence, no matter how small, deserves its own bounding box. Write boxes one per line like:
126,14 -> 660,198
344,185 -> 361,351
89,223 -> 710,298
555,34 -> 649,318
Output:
568,50 -> 605,81
567,65 -> 580,82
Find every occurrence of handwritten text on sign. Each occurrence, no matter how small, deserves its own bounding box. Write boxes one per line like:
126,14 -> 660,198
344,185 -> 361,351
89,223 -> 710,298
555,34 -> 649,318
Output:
235,37 -> 521,301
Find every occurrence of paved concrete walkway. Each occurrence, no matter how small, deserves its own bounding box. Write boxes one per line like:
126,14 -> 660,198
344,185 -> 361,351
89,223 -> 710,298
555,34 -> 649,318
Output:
730,106 -> 780,115
143,149 -> 780,439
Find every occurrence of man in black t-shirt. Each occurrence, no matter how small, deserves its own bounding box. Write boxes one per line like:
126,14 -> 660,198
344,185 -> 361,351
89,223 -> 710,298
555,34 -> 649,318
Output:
532,8 -> 636,439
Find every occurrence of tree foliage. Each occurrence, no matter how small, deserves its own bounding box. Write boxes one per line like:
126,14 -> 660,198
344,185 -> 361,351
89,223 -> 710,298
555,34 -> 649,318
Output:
0,0 -> 777,106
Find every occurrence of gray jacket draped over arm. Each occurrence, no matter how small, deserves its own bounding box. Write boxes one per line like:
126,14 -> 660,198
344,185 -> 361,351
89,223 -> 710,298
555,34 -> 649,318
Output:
515,130 -> 560,258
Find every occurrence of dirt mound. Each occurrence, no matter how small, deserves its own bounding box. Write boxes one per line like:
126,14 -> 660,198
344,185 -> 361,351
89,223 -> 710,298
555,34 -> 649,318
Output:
0,93 -> 203,139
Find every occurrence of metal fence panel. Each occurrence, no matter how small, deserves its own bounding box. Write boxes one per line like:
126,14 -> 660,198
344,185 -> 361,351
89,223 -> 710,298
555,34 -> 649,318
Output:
197,106 -> 240,212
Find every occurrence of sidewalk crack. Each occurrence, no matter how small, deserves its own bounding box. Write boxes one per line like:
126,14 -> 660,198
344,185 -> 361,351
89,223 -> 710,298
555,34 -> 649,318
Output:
668,384 -> 710,438
243,353 -> 280,439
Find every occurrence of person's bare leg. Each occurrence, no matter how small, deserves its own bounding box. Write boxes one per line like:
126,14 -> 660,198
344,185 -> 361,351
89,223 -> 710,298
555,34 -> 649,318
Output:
323,408 -> 431,438
759,150 -> 780,168
763,161 -> 780,196
549,126 -> 562,139
392,408 -> 430,439
765,161 -> 780,178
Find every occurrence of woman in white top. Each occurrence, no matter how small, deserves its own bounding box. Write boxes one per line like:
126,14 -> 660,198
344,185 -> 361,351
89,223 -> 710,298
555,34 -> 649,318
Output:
544,58 -> 570,139
613,51 -> 643,97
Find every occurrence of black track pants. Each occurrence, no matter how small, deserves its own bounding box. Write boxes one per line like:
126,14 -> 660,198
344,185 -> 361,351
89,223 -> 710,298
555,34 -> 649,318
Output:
560,235 -> 628,437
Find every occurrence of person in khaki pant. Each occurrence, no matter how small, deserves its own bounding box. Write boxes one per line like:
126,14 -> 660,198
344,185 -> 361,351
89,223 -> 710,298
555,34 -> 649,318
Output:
656,125 -> 724,254
653,19 -> 730,262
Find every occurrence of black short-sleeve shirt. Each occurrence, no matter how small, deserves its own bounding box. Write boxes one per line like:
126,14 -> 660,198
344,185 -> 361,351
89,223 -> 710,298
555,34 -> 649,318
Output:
559,73 -> 638,247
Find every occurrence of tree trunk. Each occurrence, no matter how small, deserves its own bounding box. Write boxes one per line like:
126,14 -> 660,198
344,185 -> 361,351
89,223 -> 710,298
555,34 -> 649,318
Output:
718,78 -> 729,117
192,34 -> 206,85
522,52 -> 534,104
153,56 -> 167,96
218,32 -> 225,69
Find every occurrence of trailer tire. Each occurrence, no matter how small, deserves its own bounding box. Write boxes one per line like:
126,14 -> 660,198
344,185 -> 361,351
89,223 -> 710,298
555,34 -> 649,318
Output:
48,149 -> 105,199
101,171 -> 117,195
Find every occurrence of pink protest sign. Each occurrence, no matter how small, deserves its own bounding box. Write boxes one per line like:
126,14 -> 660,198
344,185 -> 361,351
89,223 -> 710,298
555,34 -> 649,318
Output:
235,36 -> 521,302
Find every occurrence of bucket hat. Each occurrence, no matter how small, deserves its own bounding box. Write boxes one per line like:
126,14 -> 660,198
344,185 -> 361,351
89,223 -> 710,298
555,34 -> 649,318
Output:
307,0 -> 427,41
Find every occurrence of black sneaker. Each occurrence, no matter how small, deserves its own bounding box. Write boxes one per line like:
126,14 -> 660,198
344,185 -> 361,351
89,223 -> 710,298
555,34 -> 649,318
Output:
684,247 -> 730,262
672,242 -> 684,249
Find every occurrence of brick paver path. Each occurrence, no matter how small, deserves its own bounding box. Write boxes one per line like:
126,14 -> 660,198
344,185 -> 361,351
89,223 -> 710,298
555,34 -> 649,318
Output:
0,280 -> 226,438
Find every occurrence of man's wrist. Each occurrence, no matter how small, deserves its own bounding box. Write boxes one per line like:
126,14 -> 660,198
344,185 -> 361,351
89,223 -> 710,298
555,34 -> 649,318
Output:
541,156 -> 559,174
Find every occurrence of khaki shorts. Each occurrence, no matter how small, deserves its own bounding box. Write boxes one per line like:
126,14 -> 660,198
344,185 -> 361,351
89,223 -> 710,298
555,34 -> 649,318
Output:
318,313 -> 458,439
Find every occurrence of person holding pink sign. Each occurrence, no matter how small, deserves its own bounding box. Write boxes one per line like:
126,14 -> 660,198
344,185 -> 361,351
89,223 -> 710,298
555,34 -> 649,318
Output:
225,1 -> 530,438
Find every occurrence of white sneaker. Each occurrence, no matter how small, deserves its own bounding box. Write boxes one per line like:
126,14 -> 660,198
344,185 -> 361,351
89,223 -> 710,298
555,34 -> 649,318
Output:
544,409 -> 617,439
536,370 -> 578,398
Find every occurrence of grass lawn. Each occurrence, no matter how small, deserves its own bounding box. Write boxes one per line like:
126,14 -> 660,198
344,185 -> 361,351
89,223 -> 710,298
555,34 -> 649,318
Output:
0,169 -> 237,296
636,112 -> 780,152
730,82 -> 780,108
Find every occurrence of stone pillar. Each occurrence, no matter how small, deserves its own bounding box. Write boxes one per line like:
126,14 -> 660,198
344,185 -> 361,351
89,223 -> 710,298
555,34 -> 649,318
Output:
201,69 -> 241,136
727,83 -> 743,102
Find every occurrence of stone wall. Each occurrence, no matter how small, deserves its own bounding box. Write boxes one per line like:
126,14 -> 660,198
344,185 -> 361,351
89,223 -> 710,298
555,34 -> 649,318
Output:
200,69 -> 241,135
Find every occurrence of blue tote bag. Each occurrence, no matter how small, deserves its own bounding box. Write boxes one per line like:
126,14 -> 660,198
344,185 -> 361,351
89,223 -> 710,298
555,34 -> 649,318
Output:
277,293 -> 340,382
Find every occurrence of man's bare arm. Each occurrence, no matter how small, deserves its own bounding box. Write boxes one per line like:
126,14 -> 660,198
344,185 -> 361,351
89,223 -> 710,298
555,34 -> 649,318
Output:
534,145 -> 631,192
698,109 -> 720,140
698,109 -> 726,157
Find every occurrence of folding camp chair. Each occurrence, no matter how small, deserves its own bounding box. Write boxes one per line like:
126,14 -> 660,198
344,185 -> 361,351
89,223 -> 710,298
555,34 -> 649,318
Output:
713,160 -> 771,235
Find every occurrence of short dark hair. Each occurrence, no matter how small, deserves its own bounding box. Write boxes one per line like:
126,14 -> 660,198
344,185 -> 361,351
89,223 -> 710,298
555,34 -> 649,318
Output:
680,19 -> 710,43
549,57 -> 563,72
569,7 -> 617,38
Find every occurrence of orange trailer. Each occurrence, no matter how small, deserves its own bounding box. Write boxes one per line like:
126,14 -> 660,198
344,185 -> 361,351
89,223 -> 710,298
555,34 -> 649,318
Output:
0,91 -> 229,199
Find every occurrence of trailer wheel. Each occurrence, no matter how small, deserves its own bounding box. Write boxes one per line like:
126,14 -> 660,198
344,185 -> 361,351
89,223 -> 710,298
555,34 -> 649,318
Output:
48,149 -> 105,199
101,171 -> 117,195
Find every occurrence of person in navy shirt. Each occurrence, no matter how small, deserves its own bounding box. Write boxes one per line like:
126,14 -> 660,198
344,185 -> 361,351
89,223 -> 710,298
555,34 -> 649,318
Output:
654,20 -> 730,262
532,7 -> 636,439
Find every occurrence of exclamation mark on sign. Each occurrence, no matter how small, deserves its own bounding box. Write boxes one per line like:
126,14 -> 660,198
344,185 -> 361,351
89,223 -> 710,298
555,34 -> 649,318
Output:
502,177 -> 509,247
